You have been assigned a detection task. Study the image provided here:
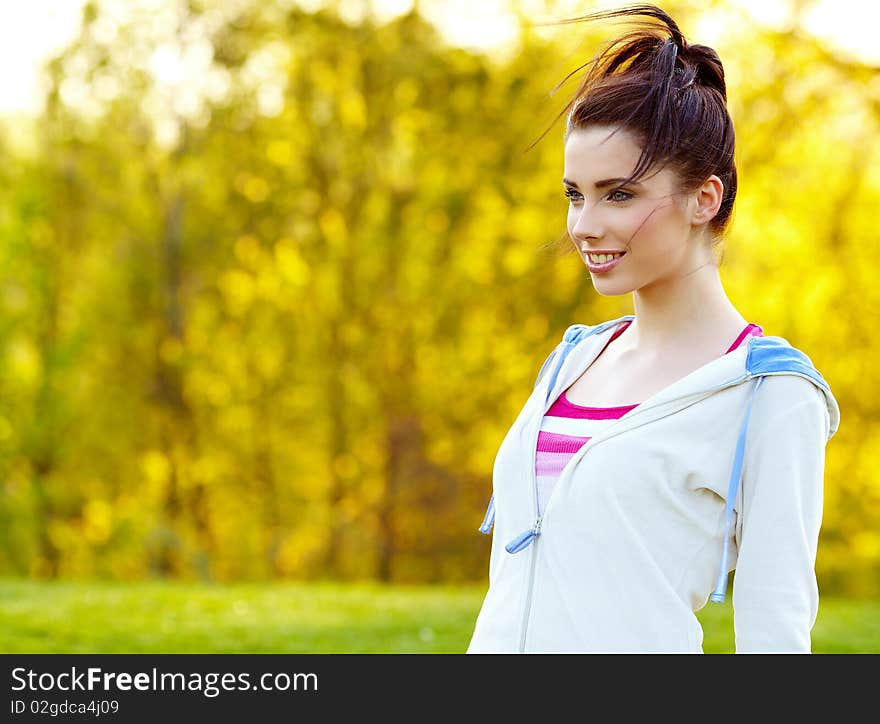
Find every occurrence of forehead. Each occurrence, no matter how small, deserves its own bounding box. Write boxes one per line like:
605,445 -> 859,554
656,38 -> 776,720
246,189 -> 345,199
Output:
563,125 -> 680,193
563,125 -> 643,177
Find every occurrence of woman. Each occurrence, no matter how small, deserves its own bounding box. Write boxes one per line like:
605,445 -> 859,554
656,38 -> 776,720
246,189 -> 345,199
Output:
467,4 -> 840,653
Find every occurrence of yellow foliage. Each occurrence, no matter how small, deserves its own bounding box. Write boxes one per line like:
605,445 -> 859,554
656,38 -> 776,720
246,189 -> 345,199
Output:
502,243 -> 532,277
47,520 -> 73,550
255,265 -> 282,301
159,337 -> 183,365
852,531 -> 880,562
318,207 -> 348,244
394,78 -> 419,106
218,404 -> 251,439
192,455 -> 223,486
140,450 -> 171,499
274,238 -> 311,287
332,452 -> 359,480
522,314 -> 549,342
0,415 -> 12,443
266,139 -> 292,166
218,269 -> 255,316
339,89 -> 367,131
82,499 -> 113,545
253,342 -> 283,380
234,234 -> 264,269
234,173 -> 270,203
5,336 -> 42,389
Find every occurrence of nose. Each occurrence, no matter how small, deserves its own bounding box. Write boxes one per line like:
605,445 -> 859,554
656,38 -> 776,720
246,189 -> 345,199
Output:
570,205 -> 603,248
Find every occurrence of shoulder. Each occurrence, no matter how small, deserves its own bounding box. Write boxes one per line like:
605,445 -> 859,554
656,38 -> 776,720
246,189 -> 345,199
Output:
753,373 -> 824,406
745,335 -> 838,441
750,374 -> 830,442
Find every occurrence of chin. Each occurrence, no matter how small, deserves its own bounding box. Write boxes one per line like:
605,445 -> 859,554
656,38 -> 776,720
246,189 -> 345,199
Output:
592,286 -> 634,298
588,274 -> 634,297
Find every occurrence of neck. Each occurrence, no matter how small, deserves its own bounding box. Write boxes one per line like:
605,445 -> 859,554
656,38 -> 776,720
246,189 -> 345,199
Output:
623,257 -> 746,355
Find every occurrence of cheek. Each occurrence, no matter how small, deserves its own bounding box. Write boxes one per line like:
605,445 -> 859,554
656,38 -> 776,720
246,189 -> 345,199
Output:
567,200 -> 682,246
621,201 -> 681,249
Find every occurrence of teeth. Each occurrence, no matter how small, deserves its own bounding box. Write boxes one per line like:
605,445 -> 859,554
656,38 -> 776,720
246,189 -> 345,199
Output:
588,252 -> 624,263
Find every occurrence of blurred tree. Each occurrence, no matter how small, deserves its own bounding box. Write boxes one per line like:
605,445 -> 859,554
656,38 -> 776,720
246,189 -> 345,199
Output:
0,0 -> 876,595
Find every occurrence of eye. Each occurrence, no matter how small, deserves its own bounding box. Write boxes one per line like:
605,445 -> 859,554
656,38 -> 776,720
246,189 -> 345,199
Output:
564,187 -> 632,204
607,189 -> 632,203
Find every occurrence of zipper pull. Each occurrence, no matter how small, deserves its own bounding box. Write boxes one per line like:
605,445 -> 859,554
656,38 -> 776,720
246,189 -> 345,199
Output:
505,516 -> 542,554
478,494 -> 495,534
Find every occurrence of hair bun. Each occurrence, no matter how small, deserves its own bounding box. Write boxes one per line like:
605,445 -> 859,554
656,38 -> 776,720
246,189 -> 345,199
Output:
680,43 -> 727,100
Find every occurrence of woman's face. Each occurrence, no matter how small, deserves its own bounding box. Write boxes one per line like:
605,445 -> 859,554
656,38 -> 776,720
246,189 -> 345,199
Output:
563,124 -> 708,296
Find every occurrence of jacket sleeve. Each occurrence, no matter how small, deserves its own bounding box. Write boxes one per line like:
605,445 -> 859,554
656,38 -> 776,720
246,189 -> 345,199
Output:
732,385 -> 830,653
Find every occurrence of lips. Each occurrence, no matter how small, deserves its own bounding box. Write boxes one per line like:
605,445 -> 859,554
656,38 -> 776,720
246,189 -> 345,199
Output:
585,251 -> 626,273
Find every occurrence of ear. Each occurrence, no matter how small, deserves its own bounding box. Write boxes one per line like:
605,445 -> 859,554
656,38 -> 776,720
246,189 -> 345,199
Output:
690,175 -> 723,225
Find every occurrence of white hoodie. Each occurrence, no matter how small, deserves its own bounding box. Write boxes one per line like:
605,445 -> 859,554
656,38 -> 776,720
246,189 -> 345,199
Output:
467,314 -> 840,654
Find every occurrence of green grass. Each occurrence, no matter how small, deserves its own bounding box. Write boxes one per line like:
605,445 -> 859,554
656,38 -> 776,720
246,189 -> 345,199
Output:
0,578 -> 877,653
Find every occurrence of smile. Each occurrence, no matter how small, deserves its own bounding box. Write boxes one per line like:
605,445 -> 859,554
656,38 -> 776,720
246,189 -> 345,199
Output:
587,252 -> 625,263
586,251 -> 626,273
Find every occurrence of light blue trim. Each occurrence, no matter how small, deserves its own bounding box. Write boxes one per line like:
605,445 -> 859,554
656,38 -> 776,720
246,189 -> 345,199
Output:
746,337 -> 830,394
710,375 -> 765,603
505,527 -> 540,554
478,494 -> 495,534
540,317 -> 635,405
745,335 -> 839,438
542,342 -> 577,406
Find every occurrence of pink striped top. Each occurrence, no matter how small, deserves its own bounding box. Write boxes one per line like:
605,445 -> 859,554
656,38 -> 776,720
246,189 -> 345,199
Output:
535,321 -> 764,517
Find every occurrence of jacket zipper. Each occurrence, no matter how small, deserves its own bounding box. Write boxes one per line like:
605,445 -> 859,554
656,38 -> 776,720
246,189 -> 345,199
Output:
518,515 -> 541,651
518,405 -> 545,653
515,372 -> 750,652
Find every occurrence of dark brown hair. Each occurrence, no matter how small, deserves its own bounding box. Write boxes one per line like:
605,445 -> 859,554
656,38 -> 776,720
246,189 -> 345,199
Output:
533,3 -> 736,244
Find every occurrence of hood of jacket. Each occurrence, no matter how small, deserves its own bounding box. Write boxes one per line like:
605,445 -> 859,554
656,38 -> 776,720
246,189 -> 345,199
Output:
537,314 -> 839,441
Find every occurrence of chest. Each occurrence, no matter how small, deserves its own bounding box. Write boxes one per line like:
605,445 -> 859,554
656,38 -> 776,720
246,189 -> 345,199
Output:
495,378 -> 744,534
564,341 -> 723,408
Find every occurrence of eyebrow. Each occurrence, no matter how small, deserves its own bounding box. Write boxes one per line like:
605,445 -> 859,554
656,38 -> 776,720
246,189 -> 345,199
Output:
562,177 -> 643,189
